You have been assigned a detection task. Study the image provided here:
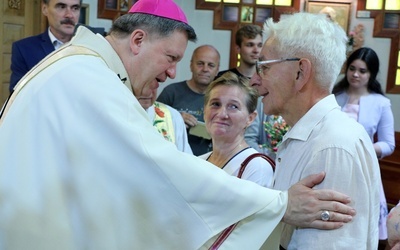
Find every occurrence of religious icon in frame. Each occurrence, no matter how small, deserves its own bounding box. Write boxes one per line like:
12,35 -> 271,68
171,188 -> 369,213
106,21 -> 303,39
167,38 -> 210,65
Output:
241,6 -> 254,23
306,1 -> 351,33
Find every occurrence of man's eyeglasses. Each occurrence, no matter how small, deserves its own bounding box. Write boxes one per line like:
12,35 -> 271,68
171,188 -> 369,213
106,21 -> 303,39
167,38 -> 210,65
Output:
256,58 -> 300,78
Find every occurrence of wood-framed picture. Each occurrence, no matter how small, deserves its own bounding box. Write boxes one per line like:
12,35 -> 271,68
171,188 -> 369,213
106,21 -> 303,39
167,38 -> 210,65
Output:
384,13 -> 400,29
105,0 -> 117,10
120,0 -> 129,11
241,6 -> 254,23
98,0 -> 135,20
222,6 -> 239,22
306,1 -> 351,33
255,7 -> 272,23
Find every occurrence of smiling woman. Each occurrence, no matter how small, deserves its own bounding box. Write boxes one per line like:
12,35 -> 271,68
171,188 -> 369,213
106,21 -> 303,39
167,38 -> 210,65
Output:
199,71 -> 275,188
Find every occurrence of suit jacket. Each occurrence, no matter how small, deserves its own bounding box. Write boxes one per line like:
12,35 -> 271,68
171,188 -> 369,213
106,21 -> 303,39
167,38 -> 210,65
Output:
10,31 -> 55,92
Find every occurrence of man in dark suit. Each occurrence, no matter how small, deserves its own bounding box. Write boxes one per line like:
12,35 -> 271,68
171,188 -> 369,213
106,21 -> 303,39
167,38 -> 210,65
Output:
9,0 -> 82,92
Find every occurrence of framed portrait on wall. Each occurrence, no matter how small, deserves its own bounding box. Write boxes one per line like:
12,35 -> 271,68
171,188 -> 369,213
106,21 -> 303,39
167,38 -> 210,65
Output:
306,1 -> 351,33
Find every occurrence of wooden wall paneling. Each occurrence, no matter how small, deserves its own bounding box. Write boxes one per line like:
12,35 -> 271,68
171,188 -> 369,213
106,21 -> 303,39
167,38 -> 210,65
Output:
1,0 -> 41,106
195,0 -> 300,68
379,132 -> 400,206
357,0 -> 400,94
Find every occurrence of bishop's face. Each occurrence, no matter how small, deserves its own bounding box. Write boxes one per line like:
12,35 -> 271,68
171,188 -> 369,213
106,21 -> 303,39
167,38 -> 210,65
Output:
130,30 -> 188,98
204,85 -> 255,142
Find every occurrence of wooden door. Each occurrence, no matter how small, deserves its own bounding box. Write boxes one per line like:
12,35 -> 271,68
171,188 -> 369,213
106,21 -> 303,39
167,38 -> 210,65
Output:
0,0 -> 43,106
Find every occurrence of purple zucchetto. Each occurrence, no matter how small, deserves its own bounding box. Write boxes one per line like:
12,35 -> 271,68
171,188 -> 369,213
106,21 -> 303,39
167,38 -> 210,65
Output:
129,0 -> 188,24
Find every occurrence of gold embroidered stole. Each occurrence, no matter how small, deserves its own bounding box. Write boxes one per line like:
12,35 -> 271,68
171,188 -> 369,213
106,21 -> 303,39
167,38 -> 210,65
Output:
153,102 -> 175,144
0,45 -> 101,125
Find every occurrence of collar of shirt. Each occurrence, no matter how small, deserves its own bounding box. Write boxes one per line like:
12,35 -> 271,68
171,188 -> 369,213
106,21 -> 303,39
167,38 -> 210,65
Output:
284,94 -> 339,142
48,28 -> 64,50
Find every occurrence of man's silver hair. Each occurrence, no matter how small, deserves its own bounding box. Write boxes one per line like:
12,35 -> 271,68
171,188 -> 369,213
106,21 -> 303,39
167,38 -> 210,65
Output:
263,12 -> 347,91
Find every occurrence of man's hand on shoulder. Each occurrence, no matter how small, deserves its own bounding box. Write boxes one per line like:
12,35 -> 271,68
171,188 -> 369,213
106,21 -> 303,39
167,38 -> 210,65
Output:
283,172 -> 356,229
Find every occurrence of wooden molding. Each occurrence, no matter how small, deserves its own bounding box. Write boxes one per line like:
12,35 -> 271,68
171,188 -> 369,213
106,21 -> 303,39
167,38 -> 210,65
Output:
357,0 -> 400,94
379,132 -> 400,206
97,0 -> 134,21
196,0 -> 219,10
195,0 -> 300,68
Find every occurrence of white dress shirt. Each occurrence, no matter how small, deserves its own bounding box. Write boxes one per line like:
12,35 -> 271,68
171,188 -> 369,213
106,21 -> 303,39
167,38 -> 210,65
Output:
274,95 -> 380,249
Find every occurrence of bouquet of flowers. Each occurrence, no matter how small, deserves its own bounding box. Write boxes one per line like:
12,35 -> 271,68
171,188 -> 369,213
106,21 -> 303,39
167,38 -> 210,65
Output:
263,115 -> 290,152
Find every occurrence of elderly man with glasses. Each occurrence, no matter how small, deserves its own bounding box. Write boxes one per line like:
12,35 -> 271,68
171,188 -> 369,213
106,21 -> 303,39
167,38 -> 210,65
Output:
251,12 -> 381,249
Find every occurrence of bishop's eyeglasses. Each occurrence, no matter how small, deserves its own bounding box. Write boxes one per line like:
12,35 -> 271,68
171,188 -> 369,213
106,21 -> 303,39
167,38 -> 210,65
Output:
256,58 -> 300,79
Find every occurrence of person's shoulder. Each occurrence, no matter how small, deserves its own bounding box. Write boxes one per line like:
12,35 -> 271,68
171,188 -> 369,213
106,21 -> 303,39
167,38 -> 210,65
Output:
217,68 -> 236,78
315,100 -> 364,137
163,81 -> 187,90
334,91 -> 346,97
217,69 -> 229,76
238,149 -> 275,179
169,80 -> 187,86
328,108 -> 364,130
360,93 -> 392,111
13,31 -> 47,46
334,91 -> 347,104
322,108 -> 371,148
367,93 -> 391,103
240,148 -> 273,165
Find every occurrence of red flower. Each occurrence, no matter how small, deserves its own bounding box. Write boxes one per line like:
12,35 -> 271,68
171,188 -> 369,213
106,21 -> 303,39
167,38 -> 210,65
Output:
154,106 -> 165,118
263,115 -> 290,153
